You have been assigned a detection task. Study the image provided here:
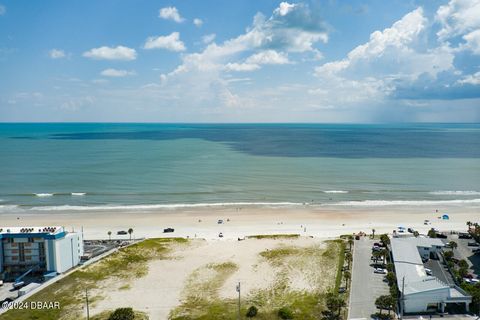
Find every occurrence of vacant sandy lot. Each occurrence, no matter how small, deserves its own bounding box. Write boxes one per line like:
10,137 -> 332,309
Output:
90,236 -> 337,320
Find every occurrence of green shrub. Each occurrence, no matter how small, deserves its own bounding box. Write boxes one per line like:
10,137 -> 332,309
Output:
246,305 -> 258,318
108,307 -> 135,320
278,307 -> 294,319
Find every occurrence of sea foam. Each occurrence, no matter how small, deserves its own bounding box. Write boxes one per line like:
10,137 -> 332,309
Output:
34,193 -> 54,197
29,202 -> 304,211
329,198 -> 480,206
430,191 -> 480,196
323,190 -> 348,194
71,192 -> 86,196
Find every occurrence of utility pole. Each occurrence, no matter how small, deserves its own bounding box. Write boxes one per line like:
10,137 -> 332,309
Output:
400,276 -> 405,320
236,282 -> 241,320
85,288 -> 90,320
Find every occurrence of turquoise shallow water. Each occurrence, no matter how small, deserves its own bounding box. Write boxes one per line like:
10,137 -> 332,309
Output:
0,123 -> 479,211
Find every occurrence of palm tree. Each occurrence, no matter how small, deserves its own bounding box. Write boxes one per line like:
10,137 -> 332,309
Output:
380,248 -> 389,264
466,221 -> 472,230
345,252 -> 352,269
107,231 -> 112,240
344,270 -> 351,289
371,229 -> 376,239
128,228 -> 133,240
413,230 -> 419,237
372,250 -> 382,263
448,240 -> 457,251
348,236 -> 354,251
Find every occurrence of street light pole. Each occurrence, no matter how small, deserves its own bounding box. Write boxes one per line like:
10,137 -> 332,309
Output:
236,282 -> 241,320
85,288 -> 90,320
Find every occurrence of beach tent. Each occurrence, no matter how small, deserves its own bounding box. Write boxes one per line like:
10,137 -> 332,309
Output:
442,214 -> 449,220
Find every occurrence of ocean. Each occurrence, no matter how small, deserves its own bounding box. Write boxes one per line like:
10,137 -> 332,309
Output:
0,123 -> 480,212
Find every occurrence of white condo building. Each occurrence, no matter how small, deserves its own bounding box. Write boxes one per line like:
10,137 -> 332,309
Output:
0,226 -> 83,278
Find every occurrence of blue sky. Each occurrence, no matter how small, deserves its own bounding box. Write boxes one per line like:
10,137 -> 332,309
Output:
0,0 -> 479,122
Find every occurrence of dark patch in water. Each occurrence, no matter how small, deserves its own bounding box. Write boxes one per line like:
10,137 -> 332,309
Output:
39,124 -> 480,158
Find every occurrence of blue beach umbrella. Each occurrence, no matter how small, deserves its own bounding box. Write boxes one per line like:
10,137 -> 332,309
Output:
442,214 -> 449,220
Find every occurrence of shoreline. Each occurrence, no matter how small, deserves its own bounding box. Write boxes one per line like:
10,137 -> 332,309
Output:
0,204 -> 477,240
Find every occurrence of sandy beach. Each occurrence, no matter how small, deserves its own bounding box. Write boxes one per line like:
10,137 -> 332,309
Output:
1,204 -> 477,240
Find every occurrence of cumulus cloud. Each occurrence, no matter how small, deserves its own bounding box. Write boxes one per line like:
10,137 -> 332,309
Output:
155,1 -> 328,108
83,46 -> 136,61
202,34 -> 216,44
144,32 -> 186,52
436,0 -> 480,41
159,6 -> 184,23
245,50 -> 290,65
458,71 -> 480,85
193,18 -> 203,27
49,49 -> 66,59
224,63 -> 260,72
100,68 -> 135,77
313,7 -> 458,106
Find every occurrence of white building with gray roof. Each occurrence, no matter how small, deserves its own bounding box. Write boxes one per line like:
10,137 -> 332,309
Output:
390,237 -> 471,314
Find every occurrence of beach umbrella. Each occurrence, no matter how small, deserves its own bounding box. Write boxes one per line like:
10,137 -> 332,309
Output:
442,214 -> 449,220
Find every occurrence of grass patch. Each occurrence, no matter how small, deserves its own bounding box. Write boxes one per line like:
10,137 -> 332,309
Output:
247,234 -> 300,240
1,238 -> 188,320
119,284 -> 131,291
333,239 -> 346,290
90,309 -> 149,320
169,262 -> 239,319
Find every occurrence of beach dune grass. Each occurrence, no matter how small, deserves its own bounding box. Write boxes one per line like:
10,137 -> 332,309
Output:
247,234 -> 300,240
170,238 -> 343,320
1,238 -> 188,320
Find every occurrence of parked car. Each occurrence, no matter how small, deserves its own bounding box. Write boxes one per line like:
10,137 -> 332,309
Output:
408,228 -> 415,233
436,233 -> 447,239
218,232 -> 224,238
338,287 -> 346,294
217,219 -> 224,224
374,268 -> 387,274
472,248 -> 480,253
372,246 -> 382,252
425,268 -> 433,276
459,233 -> 472,239
163,228 -> 174,233
373,242 -> 384,247
117,230 -> 127,235
468,242 -> 480,247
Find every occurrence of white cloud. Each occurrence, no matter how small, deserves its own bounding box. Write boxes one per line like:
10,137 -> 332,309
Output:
275,2 -> 296,16
49,49 -> 66,59
0,5 -> 6,16
458,71 -> 480,85
100,68 -> 135,77
202,34 -> 216,44
153,2 -> 330,110
463,28 -> 480,54
436,0 -> 480,41
83,46 -> 137,61
224,63 -> 260,72
245,50 -> 290,65
144,32 -> 186,52
193,18 -> 203,27
159,6 -> 184,23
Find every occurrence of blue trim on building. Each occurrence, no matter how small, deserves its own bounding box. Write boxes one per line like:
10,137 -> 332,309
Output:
0,231 -> 66,240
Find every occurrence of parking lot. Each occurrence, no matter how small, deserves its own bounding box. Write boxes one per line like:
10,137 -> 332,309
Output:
445,234 -> 479,278
349,238 -> 389,320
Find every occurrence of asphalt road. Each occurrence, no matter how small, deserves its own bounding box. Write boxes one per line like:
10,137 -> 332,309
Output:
349,238 -> 389,320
